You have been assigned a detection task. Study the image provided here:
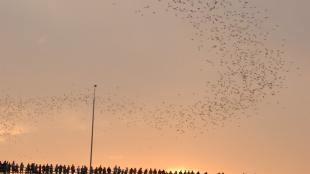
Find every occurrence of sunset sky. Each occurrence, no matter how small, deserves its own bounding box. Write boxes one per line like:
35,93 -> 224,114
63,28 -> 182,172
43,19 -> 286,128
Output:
0,0 -> 309,174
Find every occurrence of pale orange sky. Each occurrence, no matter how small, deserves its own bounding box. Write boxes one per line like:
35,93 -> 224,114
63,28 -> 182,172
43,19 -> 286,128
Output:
0,0 -> 309,174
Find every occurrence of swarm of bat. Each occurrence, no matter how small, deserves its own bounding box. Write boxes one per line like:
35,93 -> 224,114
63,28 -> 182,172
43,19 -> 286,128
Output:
0,0 -> 292,139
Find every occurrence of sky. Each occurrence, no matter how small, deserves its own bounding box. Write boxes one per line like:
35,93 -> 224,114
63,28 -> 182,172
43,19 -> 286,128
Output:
0,0 -> 309,174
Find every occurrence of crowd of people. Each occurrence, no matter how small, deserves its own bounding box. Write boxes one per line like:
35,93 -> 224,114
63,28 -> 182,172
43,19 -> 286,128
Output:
0,162 -> 221,174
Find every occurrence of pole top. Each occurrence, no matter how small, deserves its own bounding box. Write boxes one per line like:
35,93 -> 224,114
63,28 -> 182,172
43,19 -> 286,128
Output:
94,84 -> 97,88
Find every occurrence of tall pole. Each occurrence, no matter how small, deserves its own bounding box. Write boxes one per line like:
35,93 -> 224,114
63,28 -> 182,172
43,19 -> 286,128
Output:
90,84 -> 97,174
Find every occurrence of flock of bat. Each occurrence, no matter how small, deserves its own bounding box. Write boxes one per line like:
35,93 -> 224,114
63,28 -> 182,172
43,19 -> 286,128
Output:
1,0 -> 294,140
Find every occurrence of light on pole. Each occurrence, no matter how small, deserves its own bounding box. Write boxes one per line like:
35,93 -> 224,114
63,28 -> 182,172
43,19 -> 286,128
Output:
89,84 -> 97,174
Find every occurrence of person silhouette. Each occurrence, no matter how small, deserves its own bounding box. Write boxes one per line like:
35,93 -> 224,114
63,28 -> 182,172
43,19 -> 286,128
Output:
26,164 -> 30,174
71,165 -> 75,174
49,165 -> 53,174
0,161 -> 2,173
107,168 -> 111,174
55,165 -> 59,174
77,166 -> 80,174
2,161 -> 6,174
98,166 -> 102,174
15,163 -> 19,173
84,166 -> 88,174
39,165 -> 42,174
59,165 -> 63,174
46,164 -> 50,174
0,161 -> 4,174
30,163 -> 34,174
43,165 -> 46,174
7,162 -> 11,174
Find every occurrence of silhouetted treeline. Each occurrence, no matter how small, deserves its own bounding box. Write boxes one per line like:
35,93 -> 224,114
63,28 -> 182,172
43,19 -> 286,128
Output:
0,161 -> 223,174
